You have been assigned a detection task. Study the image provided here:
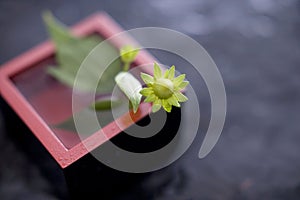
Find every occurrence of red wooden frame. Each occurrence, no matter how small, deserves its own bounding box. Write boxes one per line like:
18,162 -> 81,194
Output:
0,12 -> 157,168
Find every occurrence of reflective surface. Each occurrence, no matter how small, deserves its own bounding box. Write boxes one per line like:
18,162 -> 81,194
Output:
1,0 -> 300,199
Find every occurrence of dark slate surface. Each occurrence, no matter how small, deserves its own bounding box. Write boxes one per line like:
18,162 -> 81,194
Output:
1,0 -> 300,199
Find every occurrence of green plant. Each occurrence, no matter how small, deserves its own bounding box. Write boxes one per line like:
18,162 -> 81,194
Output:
43,11 -> 188,115
140,63 -> 188,112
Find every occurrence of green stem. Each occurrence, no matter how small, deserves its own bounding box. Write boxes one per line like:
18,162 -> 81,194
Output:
123,62 -> 130,72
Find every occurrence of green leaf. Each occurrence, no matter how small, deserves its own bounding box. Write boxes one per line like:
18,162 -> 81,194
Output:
140,88 -> 153,96
43,11 -> 122,94
152,104 -> 161,113
54,109 -> 100,135
162,99 -> 172,112
167,95 -> 180,107
144,94 -> 156,103
90,96 -> 122,111
53,106 -> 124,135
43,11 -> 76,44
167,65 -> 175,80
174,91 -> 188,102
153,63 -> 162,78
173,74 -> 186,87
115,72 -> 142,113
140,73 -> 154,85
177,81 -> 189,90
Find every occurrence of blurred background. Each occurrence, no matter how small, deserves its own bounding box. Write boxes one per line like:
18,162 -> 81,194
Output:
1,0 -> 300,199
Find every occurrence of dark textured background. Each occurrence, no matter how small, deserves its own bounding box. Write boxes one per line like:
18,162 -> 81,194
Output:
1,0 -> 300,199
